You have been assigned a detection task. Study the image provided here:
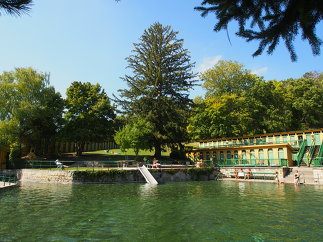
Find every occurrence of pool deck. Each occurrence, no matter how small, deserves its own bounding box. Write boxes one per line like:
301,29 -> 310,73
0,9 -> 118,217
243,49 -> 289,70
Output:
0,183 -> 18,190
219,177 -> 323,185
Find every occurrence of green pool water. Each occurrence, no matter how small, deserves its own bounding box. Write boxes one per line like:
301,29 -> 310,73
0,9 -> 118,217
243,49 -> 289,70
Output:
0,181 -> 322,241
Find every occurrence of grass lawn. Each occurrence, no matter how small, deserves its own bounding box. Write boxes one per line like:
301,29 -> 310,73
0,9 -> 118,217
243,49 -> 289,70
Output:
28,148 -> 190,169
60,148 -> 172,163
82,148 -> 171,157
47,167 -> 121,171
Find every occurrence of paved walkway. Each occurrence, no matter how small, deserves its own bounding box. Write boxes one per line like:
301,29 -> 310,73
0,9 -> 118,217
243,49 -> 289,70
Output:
219,178 -> 277,183
219,166 -> 323,185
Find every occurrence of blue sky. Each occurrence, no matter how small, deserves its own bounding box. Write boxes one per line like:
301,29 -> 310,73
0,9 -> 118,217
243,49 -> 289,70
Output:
0,0 -> 322,99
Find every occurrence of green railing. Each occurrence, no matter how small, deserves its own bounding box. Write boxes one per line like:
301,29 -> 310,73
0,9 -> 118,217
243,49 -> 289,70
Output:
195,140 -> 301,149
0,175 -> 17,186
306,139 -> 316,166
213,158 -> 288,167
25,160 -> 119,170
25,160 -> 58,169
24,159 -> 192,170
313,157 -> 323,167
317,141 -> 323,158
313,142 -> 323,167
297,139 -> 307,166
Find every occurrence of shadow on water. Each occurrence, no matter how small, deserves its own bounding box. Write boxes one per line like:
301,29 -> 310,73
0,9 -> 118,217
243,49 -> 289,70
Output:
0,181 -> 322,241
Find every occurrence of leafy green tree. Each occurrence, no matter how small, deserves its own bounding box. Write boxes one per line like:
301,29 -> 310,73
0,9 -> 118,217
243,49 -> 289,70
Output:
188,94 -> 256,139
188,62 -> 297,140
114,118 -> 153,156
0,67 -> 64,158
117,22 -> 197,158
0,0 -> 32,16
302,71 -> 323,81
64,81 -> 115,156
246,80 -> 293,133
201,60 -> 259,98
196,0 -> 322,61
284,77 -> 323,130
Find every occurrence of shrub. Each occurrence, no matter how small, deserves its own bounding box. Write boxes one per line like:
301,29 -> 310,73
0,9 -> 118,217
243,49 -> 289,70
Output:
8,143 -> 24,168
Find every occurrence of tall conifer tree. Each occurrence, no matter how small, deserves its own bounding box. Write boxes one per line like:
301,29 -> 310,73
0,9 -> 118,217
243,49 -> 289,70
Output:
117,22 -> 196,158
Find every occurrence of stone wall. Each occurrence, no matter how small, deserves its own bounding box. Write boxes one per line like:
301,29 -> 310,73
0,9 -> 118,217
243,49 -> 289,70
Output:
14,168 -> 217,184
313,168 -> 323,184
19,169 -> 74,184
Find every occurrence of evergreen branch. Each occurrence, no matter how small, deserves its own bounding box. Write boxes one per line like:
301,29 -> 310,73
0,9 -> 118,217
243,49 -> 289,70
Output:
0,0 -> 32,16
196,0 -> 323,61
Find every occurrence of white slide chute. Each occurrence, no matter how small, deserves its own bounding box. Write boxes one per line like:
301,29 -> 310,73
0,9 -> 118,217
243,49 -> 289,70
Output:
138,165 -> 158,184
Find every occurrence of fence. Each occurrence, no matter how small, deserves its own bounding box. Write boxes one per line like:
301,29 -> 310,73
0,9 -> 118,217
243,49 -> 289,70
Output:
23,159 -> 193,170
195,140 -> 303,149
0,175 -> 17,186
24,160 -> 120,170
313,157 -> 323,167
203,158 -> 288,167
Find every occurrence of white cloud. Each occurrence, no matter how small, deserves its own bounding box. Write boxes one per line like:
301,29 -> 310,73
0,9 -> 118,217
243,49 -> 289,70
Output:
196,55 -> 222,73
251,67 -> 268,75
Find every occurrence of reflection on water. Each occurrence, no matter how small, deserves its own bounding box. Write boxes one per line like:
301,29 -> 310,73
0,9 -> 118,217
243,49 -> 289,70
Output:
238,182 -> 246,196
0,181 -> 322,241
139,183 -> 158,199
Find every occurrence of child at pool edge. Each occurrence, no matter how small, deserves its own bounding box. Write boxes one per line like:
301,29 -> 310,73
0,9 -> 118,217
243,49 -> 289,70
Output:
196,159 -> 203,168
245,168 -> 252,179
152,157 -> 159,168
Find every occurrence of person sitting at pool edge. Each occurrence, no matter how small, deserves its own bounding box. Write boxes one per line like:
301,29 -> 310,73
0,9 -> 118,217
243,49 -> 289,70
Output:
234,168 -> 238,179
152,157 -> 160,169
55,159 -> 69,169
245,168 -> 252,179
238,168 -> 244,179
196,159 -> 203,168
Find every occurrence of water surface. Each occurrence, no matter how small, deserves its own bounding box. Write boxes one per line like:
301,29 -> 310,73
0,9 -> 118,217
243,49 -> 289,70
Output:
0,181 -> 322,241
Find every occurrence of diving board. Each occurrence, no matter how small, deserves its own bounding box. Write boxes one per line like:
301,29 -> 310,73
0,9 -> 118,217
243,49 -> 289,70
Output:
138,165 -> 158,184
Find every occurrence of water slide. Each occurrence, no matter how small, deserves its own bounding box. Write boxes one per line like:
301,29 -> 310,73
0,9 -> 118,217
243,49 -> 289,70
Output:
138,165 -> 158,184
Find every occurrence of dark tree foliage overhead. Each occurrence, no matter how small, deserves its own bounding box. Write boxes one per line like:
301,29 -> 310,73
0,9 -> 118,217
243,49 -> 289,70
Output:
0,0 -> 32,16
196,0 -> 323,61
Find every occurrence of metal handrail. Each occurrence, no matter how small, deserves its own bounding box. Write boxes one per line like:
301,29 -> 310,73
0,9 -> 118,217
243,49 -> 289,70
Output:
313,157 -> 323,166
297,139 -> 307,166
24,159 -> 192,169
195,140 -> 300,149
213,158 -> 287,167
317,141 -> 323,157
306,139 -> 316,166
0,175 -> 17,186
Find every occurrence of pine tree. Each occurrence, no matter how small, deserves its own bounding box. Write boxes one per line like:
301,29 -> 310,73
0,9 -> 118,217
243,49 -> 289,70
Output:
117,22 -> 197,158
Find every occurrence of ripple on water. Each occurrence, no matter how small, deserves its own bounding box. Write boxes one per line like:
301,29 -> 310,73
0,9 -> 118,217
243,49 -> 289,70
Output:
0,181 -> 322,241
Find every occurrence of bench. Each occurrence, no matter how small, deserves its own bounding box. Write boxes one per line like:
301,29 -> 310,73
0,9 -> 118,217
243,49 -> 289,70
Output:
146,164 -> 195,169
227,172 -> 276,180
251,172 -> 276,180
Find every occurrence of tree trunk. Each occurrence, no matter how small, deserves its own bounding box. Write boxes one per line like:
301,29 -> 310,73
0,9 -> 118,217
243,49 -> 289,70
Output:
75,142 -> 84,156
154,143 -> 162,158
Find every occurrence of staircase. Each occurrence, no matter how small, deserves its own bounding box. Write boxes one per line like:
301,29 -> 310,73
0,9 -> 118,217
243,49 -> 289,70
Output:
317,141 -> 323,157
312,141 -> 323,166
306,138 -> 317,166
296,139 -> 307,166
